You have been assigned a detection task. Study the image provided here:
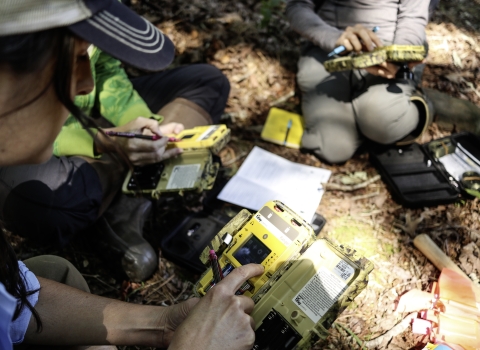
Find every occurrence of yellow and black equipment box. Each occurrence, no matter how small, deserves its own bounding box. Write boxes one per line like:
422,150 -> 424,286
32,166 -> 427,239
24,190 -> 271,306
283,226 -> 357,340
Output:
122,125 -> 231,198
122,148 -> 219,199
194,200 -> 373,350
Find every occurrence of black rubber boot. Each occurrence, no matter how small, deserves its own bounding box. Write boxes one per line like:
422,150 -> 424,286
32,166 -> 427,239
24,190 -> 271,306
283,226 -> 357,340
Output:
96,195 -> 157,282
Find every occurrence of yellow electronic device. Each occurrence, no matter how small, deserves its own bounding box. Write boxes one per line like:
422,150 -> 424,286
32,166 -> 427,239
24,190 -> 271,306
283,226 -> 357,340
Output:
195,200 -> 316,298
167,124 -> 231,155
250,239 -> 373,349
194,201 -> 374,350
122,148 -> 219,199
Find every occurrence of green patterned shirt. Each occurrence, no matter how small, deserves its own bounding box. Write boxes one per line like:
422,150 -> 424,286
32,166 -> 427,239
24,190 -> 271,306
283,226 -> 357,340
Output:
53,46 -> 163,158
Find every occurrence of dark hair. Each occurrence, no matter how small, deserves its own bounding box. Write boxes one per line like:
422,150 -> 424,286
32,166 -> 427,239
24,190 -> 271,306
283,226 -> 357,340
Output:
0,27 -> 94,333
0,227 -> 42,330
0,27 -> 95,127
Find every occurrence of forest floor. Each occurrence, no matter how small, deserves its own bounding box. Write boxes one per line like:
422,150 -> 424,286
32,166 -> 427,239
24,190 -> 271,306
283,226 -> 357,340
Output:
8,0 -> 480,349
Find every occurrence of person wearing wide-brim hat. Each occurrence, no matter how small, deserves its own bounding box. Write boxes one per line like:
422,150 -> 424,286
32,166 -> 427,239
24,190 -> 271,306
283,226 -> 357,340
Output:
0,1 -> 260,348
0,0 -> 230,282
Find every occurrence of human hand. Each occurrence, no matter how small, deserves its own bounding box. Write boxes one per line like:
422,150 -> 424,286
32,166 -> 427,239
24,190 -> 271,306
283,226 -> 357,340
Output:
334,24 -> 383,53
168,264 -> 264,350
157,298 -> 200,348
95,117 -> 183,166
159,122 -> 184,136
364,61 -> 400,79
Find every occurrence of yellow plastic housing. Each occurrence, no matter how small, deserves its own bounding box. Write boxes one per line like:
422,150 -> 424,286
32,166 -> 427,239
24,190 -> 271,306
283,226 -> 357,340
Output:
195,200 -> 316,298
251,239 -> 373,349
122,148 -> 218,198
167,124 -> 231,155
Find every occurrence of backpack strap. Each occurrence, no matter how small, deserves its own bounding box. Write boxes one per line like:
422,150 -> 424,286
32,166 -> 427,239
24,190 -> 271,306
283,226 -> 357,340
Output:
313,0 -> 326,12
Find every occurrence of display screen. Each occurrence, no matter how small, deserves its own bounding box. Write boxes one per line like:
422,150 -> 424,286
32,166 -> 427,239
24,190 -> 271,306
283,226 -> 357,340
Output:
127,163 -> 165,190
233,235 -> 271,265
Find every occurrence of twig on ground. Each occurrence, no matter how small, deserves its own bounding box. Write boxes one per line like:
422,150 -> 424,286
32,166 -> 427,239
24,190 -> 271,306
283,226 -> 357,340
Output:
269,90 -> 295,107
334,322 -> 367,350
352,191 -> 380,201
222,151 -> 248,166
82,274 -> 118,292
364,312 -> 417,349
144,275 -> 176,300
324,175 -> 381,192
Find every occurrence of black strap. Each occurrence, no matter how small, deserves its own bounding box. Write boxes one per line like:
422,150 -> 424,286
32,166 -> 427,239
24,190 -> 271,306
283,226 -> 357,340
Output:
313,0 -> 326,12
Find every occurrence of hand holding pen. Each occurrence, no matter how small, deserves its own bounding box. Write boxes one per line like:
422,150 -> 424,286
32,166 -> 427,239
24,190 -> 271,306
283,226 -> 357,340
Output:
104,131 -> 179,142
328,25 -> 381,57
94,117 -> 184,166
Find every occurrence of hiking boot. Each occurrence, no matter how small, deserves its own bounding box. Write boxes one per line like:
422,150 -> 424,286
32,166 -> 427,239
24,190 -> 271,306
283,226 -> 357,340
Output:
96,195 -> 157,282
396,90 -> 435,146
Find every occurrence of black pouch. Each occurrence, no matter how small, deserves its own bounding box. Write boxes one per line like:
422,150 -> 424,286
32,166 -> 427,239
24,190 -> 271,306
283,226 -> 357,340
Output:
160,211 -> 233,273
369,132 -> 480,208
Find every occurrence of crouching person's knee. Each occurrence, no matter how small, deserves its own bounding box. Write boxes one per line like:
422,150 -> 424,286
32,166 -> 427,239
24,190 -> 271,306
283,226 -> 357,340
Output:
357,96 -> 419,145
302,128 -> 357,164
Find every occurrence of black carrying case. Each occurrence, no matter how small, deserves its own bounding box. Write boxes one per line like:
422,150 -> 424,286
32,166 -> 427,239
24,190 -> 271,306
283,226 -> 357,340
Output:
369,132 -> 480,208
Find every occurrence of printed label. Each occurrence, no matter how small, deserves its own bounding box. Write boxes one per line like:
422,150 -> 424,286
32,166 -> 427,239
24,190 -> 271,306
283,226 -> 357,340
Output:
255,212 -> 294,247
292,267 -> 349,323
334,260 -> 355,281
198,126 -> 219,141
166,164 -> 201,189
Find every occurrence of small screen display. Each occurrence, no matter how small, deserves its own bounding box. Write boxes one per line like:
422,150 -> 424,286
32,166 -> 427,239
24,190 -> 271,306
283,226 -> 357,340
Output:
179,134 -> 195,140
233,235 -> 271,265
127,163 -> 165,190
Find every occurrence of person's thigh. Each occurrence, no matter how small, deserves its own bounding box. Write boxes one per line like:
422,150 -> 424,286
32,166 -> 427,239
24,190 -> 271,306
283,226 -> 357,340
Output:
131,64 -> 230,123
298,47 -> 361,163
21,258 -> 118,350
0,156 -> 102,246
353,76 -> 419,144
23,255 -> 90,293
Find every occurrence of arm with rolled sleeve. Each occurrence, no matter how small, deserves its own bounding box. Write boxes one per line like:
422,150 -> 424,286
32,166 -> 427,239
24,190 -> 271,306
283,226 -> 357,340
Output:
285,0 -> 342,52
393,0 -> 429,45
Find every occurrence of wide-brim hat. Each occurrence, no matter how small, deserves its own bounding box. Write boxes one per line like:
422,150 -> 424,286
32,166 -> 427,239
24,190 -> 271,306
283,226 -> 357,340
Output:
0,0 -> 174,71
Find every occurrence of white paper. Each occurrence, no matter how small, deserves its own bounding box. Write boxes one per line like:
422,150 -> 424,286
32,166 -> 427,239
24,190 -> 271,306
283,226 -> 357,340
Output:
218,147 -> 331,221
439,143 -> 480,181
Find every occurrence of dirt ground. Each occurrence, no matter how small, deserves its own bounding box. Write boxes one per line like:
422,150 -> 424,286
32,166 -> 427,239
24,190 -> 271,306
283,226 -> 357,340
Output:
8,0 -> 480,349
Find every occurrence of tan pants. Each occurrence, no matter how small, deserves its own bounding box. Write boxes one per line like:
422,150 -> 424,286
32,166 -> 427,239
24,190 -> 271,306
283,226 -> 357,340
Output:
23,255 -> 90,293
298,46 -> 419,163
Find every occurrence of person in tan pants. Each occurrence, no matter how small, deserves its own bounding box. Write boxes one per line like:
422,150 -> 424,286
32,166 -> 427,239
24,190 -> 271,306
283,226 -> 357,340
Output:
287,0 -> 431,164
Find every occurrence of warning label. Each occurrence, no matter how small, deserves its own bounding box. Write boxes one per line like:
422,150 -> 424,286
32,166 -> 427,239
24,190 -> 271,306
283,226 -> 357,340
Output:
334,260 -> 354,281
166,164 -> 201,189
292,267 -> 348,323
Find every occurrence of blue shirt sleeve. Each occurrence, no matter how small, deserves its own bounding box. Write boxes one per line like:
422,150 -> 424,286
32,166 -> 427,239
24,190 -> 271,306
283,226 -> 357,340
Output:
9,262 -> 40,345
0,282 -> 16,350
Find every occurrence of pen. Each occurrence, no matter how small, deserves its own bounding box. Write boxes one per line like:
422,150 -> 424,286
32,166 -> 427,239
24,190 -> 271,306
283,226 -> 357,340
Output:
327,26 -> 380,57
209,249 -> 224,284
284,119 -> 292,146
104,131 -> 178,142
